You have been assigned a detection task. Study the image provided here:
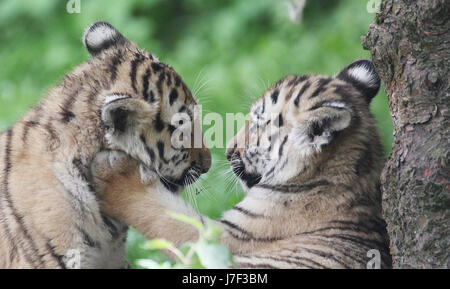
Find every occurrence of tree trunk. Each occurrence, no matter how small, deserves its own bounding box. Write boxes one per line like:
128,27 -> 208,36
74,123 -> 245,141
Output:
362,0 -> 449,268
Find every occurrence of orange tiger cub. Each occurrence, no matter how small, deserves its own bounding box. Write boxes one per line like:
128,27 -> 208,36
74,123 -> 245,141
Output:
0,22 -> 210,269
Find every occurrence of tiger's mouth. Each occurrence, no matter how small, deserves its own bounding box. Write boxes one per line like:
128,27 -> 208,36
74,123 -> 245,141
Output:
229,153 -> 262,188
159,164 -> 204,193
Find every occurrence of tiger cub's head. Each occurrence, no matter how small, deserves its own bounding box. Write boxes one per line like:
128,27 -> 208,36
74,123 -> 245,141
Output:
83,22 -> 210,193
226,60 -> 384,191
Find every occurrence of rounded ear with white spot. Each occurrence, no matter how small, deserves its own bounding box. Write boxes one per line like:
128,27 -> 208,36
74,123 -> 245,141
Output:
296,106 -> 352,150
83,21 -> 128,56
101,95 -> 157,137
336,59 -> 381,103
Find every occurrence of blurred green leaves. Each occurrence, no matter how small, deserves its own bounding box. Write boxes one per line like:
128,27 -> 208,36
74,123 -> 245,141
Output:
136,212 -> 233,269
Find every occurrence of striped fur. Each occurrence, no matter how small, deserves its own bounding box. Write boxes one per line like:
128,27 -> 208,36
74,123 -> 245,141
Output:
92,60 -> 391,268
0,22 -> 210,268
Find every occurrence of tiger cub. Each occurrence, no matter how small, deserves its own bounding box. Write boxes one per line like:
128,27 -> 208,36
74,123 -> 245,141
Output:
92,59 -> 392,268
0,22 -> 210,268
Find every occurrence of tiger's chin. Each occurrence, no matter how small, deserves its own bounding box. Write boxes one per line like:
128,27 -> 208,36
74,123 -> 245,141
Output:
159,165 -> 205,193
231,164 -> 262,189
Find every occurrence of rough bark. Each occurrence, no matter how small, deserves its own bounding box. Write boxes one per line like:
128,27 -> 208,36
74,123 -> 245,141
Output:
362,0 -> 449,268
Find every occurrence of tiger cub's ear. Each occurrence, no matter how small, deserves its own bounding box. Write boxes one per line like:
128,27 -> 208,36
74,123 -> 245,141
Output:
83,21 -> 128,56
296,104 -> 352,150
101,95 -> 157,138
336,59 -> 381,103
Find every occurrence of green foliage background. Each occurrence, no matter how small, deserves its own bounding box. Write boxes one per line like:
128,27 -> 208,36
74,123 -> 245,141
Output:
0,0 -> 393,267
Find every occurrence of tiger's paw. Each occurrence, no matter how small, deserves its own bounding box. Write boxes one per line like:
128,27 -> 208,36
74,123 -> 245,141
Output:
91,150 -> 138,191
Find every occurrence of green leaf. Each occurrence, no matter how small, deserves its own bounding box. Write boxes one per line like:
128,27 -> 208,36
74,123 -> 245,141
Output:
204,223 -> 223,242
166,211 -> 204,231
195,241 -> 233,269
136,259 -> 160,269
137,259 -> 174,269
141,238 -> 173,250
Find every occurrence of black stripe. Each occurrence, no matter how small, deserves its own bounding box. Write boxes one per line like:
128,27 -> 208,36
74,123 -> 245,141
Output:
140,134 -> 155,162
220,220 -> 253,237
310,78 -> 332,98
156,141 -> 165,160
165,73 -> 172,86
249,255 -> 316,269
232,206 -> 265,218
174,75 -> 182,87
294,81 -> 311,106
45,241 -> 66,269
300,247 -> 351,269
156,72 -> 165,96
151,62 -> 164,73
2,129 -> 43,268
276,113 -> 284,127
60,90 -> 78,123
156,141 -> 170,164
270,89 -> 279,104
256,179 -> 330,193
220,220 -> 281,242
236,262 -> 278,269
108,50 -> 124,83
142,68 -> 152,102
130,54 -> 145,93
154,112 -> 164,132
282,252 -> 330,269
329,219 -> 387,236
278,135 -> 288,157
22,120 -> 39,143
60,107 -> 75,123
72,158 -> 91,184
0,130 -> 19,264
264,166 -> 275,177
169,88 -> 178,106
298,225 -> 367,236
298,237 -> 367,265
318,233 -> 388,252
317,232 -> 391,266
285,88 -> 294,101
149,90 -> 156,103
287,75 -> 308,86
160,179 -> 178,192
101,214 -> 120,239
333,84 -> 354,100
78,227 -> 100,248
